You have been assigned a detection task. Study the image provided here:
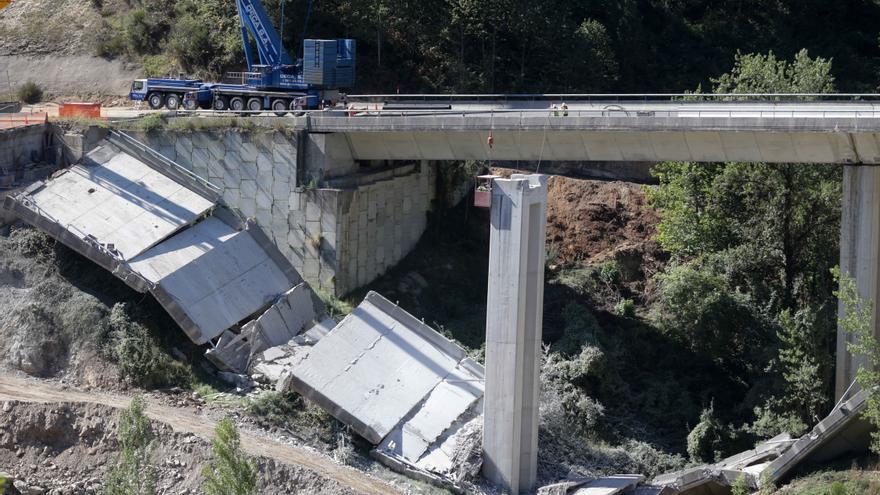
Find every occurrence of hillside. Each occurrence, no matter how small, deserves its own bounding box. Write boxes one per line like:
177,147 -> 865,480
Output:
4,0 -> 880,98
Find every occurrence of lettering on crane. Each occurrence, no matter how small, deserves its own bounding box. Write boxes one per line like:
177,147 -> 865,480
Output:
243,2 -> 278,60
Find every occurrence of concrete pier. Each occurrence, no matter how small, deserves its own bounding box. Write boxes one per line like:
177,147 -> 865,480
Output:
837,165 -> 880,399
482,174 -> 548,494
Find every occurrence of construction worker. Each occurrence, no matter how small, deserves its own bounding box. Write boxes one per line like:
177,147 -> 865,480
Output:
551,104 -> 559,117
561,102 -> 569,117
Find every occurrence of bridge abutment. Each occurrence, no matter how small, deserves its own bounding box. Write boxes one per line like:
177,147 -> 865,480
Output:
130,128 -> 437,296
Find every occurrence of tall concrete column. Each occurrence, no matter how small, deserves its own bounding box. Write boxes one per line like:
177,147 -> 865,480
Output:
837,165 -> 880,400
482,174 -> 548,494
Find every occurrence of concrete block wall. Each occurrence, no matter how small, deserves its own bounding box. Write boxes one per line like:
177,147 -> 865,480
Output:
335,161 -> 436,294
0,125 -> 47,181
127,129 -> 435,295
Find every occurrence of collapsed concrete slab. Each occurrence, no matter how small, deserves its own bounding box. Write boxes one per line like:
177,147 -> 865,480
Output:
16,142 -> 215,260
275,291 -> 485,488
762,388 -> 871,485
3,132 -> 320,372
652,389 -> 873,494
539,475 -> 665,495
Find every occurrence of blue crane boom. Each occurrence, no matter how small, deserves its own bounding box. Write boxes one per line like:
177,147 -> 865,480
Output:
236,0 -> 294,70
128,0 -> 356,114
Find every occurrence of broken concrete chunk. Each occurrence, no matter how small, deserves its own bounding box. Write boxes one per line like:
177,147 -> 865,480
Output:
571,474 -> 645,495
283,291 -> 483,445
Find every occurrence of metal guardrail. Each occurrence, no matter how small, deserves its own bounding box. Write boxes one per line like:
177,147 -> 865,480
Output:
347,92 -> 880,102
110,129 -> 222,196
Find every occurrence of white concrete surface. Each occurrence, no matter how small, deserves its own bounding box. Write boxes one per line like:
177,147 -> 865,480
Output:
378,363 -> 483,464
284,291 -> 483,449
151,226 -> 293,342
27,144 -> 213,259
572,475 -> 645,495
482,174 -> 548,494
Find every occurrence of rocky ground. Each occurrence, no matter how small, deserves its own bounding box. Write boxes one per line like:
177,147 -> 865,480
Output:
0,399 -> 364,494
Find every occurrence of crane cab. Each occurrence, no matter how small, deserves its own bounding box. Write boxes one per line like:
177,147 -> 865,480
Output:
129,80 -> 148,101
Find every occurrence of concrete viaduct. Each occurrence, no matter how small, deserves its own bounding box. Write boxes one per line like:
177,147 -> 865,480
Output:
32,96 -> 880,402
286,98 -> 880,402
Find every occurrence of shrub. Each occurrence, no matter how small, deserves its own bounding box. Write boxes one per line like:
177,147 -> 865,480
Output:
137,113 -> 165,133
108,303 -> 192,389
246,391 -> 342,446
653,262 -> 759,368
686,404 -> 727,462
202,418 -> 257,495
17,81 -> 43,104
614,298 -> 636,317
551,302 -> 600,356
105,395 -> 157,495
168,14 -> 216,74
142,54 -> 176,78
731,473 -> 750,495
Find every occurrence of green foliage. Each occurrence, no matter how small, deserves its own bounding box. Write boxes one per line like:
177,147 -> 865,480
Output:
614,298 -> 636,317
731,473 -> 751,495
136,113 -> 165,133
653,263 -> 758,368
17,81 -> 43,104
108,303 -> 193,389
649,50 -> 840,440
551,302 -> 600,356
141,54 -> 176,78
202,418 -> 258,495
686,403 -> 727,462
834,267 -> 880,454
104,395 -> 157,495
314,288 -> 353,318
713,50 -> 835,96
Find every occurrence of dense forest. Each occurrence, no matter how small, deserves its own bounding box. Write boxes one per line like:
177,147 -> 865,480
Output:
94,0 -> 880,93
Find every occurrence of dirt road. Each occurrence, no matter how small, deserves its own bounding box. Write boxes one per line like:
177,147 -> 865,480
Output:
0,373 -> 401,495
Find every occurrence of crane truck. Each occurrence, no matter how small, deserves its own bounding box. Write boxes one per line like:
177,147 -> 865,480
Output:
128,0 -> 355,114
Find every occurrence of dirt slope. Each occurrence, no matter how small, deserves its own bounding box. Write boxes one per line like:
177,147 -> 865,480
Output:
493,168 -> 664,273
0,0 -> 141,96
0,373 -> 399,494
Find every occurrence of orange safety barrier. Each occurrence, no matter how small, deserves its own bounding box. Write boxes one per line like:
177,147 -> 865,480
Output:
59,102 -> 102,119
0,113 -> 48,130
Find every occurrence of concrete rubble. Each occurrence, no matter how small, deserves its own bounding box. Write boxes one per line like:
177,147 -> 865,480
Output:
651,387 -> 872,494
2,131 -> 322,372
252,291 -> 486,489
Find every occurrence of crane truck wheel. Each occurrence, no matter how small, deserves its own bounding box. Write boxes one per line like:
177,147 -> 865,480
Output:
165,94 -> 181,110
247,97 -> 263,114
213,96 -> 230,111
289,100 -> 304,116
147,93 -> 165,110
230,97 -> 245,112
272,99 -> 289,116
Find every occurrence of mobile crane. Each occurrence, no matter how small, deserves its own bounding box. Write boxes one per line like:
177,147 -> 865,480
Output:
128,0 -> 355,114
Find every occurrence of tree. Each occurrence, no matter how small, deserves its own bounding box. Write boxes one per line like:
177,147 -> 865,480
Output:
202,418 -> 258,495
834,267 -> 880,453
104,395 -> 157,495
649,50 -> 840,434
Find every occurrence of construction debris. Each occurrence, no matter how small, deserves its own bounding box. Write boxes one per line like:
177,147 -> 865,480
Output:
3,131 -> 320,372
263,291 -> 486,489
651,388 -> 872,494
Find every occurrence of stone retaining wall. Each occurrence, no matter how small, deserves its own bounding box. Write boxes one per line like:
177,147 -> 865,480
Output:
128,129 -> 435,295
